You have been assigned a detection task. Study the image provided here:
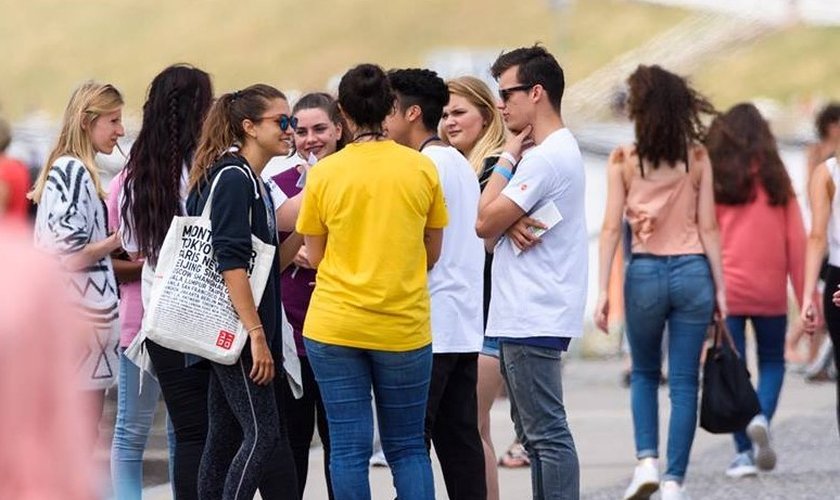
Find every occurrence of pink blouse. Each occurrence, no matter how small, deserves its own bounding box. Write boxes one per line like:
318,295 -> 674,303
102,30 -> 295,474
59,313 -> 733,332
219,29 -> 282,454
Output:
107,171 -> 144,347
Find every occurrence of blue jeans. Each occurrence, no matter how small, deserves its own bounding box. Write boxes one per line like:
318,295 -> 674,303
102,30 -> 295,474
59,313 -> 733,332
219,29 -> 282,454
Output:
304,339 -> 435,500
624,254 -> 715,483
725,315 -> 786,452
500,343 -> 579,500
111,352 -> 175,500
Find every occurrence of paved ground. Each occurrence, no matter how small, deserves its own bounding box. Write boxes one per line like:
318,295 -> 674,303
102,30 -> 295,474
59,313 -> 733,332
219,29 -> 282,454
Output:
95,355 -> 838,499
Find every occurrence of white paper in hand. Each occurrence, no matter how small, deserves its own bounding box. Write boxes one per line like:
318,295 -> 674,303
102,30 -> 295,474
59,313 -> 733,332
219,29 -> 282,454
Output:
512,201 -> 563,256
295,152 -> 319,189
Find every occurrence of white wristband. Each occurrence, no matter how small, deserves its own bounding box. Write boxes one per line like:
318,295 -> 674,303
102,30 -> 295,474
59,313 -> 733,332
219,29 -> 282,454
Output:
500,151 -> 518,166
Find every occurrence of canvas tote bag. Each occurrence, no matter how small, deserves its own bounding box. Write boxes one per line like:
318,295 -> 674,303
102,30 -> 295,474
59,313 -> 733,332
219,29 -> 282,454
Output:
143,164 -> 276,365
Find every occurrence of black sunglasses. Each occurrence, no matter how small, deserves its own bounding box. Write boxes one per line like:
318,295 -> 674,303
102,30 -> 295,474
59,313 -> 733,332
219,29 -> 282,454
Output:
259,114 -> 298,131
498,84 -> 535,103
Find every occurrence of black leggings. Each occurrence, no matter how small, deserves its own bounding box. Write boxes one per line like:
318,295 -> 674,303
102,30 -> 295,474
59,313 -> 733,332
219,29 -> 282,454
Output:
822,265 -> 840,437
147,340 -> 210,500
424,352 -> 486,500
198,348 -> 298,500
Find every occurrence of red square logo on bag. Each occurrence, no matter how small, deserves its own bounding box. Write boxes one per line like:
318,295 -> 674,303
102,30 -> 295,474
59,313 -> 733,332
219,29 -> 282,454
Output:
216,331 -> 235,350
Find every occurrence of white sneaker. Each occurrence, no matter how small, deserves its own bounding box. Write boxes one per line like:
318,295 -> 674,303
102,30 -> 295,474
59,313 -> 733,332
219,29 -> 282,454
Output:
369,449 -> 388,467
660,480 -> 689,500
746,415 -> 776,471
725,451 -> 757,478
623,458 -> 659,500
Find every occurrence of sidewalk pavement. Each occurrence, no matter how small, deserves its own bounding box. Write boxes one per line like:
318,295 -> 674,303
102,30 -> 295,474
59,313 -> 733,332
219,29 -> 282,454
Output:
112,357 -> 837,499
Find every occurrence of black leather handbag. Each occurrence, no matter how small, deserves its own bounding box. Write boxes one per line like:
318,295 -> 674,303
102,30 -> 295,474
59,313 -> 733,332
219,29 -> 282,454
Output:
700,320 -> 761,434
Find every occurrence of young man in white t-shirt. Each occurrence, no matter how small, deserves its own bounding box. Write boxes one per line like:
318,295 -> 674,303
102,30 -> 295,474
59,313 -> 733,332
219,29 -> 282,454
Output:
386,68 -> 486,500
476,45 -> 587,500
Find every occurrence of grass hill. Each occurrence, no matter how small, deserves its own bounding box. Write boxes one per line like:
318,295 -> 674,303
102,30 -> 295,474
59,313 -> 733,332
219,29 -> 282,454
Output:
0,0 -> 836,121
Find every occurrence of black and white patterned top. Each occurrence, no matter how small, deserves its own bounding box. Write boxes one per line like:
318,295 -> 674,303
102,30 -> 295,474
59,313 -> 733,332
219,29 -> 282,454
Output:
34,156 -> 120,388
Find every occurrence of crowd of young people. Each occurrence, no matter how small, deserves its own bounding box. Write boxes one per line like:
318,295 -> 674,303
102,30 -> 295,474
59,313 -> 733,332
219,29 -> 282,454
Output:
12,43 -> 840,500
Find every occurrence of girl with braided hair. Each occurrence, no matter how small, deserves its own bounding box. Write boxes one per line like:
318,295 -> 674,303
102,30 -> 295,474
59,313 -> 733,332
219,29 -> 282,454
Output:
594,65 -> 724,500
119,64 -> 213,499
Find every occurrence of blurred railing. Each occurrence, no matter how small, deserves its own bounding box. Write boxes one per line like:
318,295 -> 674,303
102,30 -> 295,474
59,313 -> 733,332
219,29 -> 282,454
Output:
634,0 -> 840,25
563,12 -> 777,124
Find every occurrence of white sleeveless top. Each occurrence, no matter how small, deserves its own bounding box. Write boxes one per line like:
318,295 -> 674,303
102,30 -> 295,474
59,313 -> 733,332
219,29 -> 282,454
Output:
826,158 -> 840,266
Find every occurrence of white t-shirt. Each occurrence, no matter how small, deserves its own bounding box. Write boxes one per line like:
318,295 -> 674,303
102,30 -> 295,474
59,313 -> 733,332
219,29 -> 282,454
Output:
826,157 -> 840,266
424,145 -> 485,353
486,128 -> 588,339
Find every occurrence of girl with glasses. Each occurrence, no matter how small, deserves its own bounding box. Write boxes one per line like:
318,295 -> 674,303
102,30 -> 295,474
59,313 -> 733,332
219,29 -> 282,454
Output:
187,84 -> 300,499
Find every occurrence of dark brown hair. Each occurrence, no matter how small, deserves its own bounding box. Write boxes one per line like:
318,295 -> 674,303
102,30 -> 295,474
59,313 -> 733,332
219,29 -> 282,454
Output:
816,102 -> 840,141
122,64 -> 213,265
627,65 -> 716,173
337,64 -> 394,131
293,92 -> 351,150
189,84 -> 286,189
491,44 -> 565,113
706,103 -> 793,206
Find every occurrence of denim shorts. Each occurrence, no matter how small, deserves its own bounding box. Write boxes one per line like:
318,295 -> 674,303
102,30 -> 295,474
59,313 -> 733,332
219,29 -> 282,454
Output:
480,336 -> 500,358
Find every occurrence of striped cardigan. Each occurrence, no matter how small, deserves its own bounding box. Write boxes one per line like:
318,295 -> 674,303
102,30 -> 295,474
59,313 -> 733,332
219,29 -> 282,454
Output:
34,155 -> 120,389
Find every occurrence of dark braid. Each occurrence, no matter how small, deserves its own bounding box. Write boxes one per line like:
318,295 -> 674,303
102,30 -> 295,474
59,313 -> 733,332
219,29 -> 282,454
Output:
121,65 -> 212,265
167,85 -> 182,214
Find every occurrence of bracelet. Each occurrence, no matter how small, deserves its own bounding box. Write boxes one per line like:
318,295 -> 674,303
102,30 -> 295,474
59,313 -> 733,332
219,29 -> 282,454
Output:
499,151 -> 518,166
493,165 -> 513,181
246,324 -> 264,334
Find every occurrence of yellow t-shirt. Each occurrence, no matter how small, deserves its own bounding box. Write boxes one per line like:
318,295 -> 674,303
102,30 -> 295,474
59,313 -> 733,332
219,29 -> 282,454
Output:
296,140 -> 449,351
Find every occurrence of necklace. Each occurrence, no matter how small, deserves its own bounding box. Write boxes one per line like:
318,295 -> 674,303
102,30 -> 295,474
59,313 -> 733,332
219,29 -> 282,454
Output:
353,131 -> 385,143
419,135 -> 441,152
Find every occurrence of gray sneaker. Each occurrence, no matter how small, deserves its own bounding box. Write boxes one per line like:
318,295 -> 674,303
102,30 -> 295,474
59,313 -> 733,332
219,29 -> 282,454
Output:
747,415 -> 776,471
725,452 -> 757,478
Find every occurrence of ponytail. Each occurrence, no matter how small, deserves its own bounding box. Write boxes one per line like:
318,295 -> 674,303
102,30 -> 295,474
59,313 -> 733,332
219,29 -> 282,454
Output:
189,84 -> 286,189
189,94 -> 236,189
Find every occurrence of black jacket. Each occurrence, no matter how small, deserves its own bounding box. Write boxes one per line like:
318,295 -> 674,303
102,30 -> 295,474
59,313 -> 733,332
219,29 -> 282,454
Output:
186,154 -> 281,353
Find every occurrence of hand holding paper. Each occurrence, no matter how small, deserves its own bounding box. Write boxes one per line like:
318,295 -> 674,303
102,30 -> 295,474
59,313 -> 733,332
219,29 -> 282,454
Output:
512,201 -> 563,256
295,152 -> 319,189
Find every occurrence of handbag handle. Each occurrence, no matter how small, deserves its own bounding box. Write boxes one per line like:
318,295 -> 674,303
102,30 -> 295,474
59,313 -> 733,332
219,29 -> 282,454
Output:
712,319 -> 740,358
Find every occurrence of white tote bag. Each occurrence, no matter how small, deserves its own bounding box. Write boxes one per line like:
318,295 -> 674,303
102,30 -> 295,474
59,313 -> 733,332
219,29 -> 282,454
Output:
143,164 -> 276,365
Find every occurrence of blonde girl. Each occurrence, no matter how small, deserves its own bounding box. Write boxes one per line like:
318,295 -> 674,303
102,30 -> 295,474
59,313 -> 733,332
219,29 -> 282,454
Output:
30,81 -> 125,424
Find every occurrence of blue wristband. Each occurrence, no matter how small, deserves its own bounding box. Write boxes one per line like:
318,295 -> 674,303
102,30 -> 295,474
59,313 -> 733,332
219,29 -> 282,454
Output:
493,164 -> 513,181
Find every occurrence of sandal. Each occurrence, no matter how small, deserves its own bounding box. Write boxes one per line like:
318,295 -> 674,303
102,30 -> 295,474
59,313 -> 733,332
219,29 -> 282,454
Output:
498,442 -> 530,468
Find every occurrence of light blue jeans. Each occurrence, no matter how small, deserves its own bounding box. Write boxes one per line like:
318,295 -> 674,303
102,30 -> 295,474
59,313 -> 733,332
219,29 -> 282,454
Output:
500,343 -> 579,500
305,338 -> 435,500
624,254 -> 715,483
111,351 -> 175,500
725,315 -> 787,453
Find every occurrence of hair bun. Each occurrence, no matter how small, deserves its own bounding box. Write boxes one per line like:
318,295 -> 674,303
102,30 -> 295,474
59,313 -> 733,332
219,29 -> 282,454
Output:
338,64 -> 394,129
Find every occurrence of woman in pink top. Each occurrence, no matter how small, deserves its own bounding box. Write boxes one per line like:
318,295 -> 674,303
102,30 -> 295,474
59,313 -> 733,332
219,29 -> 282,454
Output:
595,65 -> 725,500
707,103 -> 805,478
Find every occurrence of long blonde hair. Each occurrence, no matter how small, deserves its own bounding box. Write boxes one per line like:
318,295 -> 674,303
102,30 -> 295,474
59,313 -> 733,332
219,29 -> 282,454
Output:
441,76 -> 506,175
29,81 -> 124,203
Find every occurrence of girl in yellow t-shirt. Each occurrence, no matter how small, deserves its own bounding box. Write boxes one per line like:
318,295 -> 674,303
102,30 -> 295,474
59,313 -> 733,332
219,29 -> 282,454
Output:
296,63 -> 447,500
